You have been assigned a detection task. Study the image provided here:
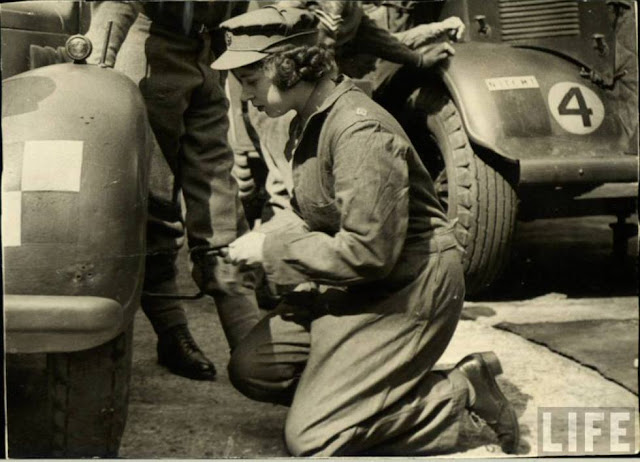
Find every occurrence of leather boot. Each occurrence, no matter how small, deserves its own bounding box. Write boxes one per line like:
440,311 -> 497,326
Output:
454,352 -> 520,454
157,324 -> 217,381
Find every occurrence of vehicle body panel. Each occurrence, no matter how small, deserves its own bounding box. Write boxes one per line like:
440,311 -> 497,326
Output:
413,0 -> 638,192
0,2 -> 90,78
2,63 -> 151,353
437,0 -> 616,75
4,295 -> 123,353
440,42 -> 628,160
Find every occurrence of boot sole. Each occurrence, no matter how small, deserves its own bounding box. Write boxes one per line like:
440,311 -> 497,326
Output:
478,351 -> 503,376
476,351 -> 520,454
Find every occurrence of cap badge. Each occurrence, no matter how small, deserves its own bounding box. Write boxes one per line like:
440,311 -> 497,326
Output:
225,31 -> 233,48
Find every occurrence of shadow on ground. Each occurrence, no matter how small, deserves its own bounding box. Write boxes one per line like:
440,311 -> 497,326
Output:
5,215 -> 636,457
476,216 -> 638,301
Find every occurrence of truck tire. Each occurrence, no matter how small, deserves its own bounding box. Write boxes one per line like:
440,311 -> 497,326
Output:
425,97 -> 517,296
48,322 -> 133,457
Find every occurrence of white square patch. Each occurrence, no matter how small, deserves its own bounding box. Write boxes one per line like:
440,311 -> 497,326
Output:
2,191 -> 22,247
21,140 -> 83,192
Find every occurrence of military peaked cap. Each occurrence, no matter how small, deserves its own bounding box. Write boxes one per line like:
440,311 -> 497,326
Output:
211,6 -> 319,70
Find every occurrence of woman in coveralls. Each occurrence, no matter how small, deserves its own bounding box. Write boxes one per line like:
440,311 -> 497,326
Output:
212,6 -> 519,457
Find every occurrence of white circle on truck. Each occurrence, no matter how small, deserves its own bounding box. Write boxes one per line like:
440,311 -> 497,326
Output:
548,82 -> 604,134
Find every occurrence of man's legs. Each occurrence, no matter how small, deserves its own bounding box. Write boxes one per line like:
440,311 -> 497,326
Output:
178,46 -> 261,350
113,16 -> 217,380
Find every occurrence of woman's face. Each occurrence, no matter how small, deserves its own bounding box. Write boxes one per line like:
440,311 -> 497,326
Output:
234,66 -> 294,118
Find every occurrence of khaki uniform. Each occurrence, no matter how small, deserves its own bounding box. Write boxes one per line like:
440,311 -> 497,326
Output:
229,77 -> 467,455
86,2 -> 259,347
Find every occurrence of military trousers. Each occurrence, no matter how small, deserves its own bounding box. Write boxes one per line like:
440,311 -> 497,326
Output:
97,12 -> 259,346
229,241 -> 468,456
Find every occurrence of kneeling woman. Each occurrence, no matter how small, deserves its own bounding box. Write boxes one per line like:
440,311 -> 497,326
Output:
212,7 -> 519,457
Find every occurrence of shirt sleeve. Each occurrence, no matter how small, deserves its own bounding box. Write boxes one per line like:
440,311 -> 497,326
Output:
262,120 -> 411,286
84,2 -> 142,67
349,14 -> 422,67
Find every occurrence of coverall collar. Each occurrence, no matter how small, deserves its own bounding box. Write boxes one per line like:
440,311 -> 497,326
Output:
293,75 -> 361,134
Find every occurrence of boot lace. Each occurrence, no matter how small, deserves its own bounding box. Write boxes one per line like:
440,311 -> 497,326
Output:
174,326 -> 200,353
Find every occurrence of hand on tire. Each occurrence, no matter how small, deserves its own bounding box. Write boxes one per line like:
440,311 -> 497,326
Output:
416,42 -> 456,69
402,16 -> 465,49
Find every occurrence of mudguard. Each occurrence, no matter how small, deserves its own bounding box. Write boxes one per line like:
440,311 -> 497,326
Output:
434,41 -> 630,162
2,63 -> 152,351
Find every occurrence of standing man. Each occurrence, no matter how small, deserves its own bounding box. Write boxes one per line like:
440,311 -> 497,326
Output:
85,1 -> 260,381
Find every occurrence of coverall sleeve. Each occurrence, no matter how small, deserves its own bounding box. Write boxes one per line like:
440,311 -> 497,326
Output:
84,2 -> 142,67
263,154 -> 293,214
262,121 -> 410,286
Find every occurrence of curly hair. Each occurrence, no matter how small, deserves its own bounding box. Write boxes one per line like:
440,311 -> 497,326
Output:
261,45 -> 336,90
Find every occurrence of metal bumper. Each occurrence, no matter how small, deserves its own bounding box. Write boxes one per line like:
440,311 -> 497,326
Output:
4,295 -> 124,354
519,157 -> 639,185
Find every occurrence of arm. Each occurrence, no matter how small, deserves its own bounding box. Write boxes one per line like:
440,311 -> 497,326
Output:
394,17 -> 466,48
349,14 -> 457,69
84,2 -> 142,67
350,13 -> 423,67
261,121 -> 411,286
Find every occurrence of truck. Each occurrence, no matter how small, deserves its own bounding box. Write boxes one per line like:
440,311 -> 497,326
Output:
2,2 -> 152,456
401,0 -> 638,295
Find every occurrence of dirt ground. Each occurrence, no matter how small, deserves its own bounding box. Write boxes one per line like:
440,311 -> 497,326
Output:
5,215 -> 639,458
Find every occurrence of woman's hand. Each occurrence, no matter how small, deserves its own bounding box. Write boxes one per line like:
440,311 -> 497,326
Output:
227,232 -> 267,267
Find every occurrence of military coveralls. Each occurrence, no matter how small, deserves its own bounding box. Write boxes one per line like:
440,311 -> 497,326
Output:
86,2 -> 259,348
229,77 -> 468,456
230,0 -> 445,220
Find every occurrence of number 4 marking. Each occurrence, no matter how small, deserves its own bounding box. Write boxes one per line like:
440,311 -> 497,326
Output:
558,87 -> 593,127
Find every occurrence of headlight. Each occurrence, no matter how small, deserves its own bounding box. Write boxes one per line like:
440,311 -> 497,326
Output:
65,35 -> 93,62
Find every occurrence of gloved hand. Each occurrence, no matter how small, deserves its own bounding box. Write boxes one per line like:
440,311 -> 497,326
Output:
416,42 -> 456,69
192,249 -> 259,296
401,17 -> 465,49
231,151 -> 257,200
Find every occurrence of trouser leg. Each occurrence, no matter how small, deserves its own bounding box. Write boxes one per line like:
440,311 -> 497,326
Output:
181,54 -> 261,349
213,293 -> 261,350
141,277 -> 188,335
109,17 -> 194,336
140,209 -> 187,335
228,304 -> 311,406
230,246 -> 467,456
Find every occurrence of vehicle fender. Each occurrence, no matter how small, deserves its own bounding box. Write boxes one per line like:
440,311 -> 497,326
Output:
423,42 -> 628,161
2,63 -> 152,327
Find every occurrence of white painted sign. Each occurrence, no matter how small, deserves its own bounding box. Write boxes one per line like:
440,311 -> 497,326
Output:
2,192 -> 22,247
21,140 -> 84,192
548,82 -> 604,135
485,75 -> 539,91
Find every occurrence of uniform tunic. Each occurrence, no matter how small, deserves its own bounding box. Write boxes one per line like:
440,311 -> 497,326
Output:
229,77 -> 468,456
